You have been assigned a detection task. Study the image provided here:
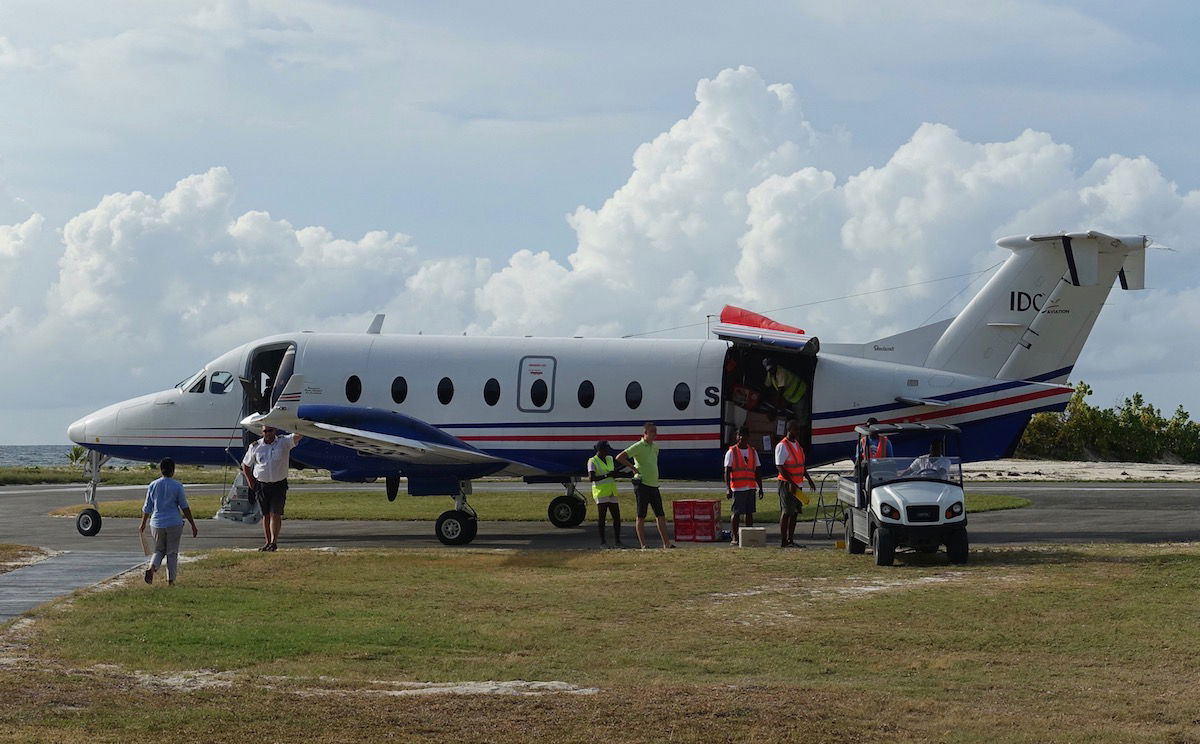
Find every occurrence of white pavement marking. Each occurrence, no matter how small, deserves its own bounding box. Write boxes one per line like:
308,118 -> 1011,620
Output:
0,551 -> 145,624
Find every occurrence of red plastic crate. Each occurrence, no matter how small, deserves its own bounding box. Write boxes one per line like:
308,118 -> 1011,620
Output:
693,520 -> 719,541
672,500 -> 695,521
692,499 -> 721,522
674,520 -> 695,541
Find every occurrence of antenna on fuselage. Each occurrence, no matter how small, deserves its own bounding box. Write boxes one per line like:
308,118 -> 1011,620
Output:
366,314 -> 385,334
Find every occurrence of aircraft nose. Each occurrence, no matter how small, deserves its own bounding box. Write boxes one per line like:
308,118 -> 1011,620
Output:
67,416 -> 88,444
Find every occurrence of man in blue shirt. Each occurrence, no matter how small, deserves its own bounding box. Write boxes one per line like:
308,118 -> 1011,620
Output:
139,458 -> 198,585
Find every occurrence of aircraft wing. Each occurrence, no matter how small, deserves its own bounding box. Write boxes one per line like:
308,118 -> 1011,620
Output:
242,375 -> 548,476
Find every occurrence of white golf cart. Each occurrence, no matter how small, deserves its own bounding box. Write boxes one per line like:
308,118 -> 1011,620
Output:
838,423 -> 968,566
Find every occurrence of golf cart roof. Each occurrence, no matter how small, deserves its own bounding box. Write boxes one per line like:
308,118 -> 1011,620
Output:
854,422 -> 962,437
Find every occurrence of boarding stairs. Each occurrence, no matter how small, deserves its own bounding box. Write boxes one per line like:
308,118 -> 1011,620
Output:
214,470 -> 262,524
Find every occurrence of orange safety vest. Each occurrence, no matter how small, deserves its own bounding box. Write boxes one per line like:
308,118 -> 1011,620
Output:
776,438 -> 807,484
727,446 -> 759,491
858,435 -> 889,460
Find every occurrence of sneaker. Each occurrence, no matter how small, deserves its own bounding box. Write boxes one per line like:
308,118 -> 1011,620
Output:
729,540 -> 739,547
143,568 -> 154,585
266,542 -> 278,552
257,543 -> 271,552
613,542 -> 625,549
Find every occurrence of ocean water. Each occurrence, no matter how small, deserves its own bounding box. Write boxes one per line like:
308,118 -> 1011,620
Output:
0,445 -> 138,468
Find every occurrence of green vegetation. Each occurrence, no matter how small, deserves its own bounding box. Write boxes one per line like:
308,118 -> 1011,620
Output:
50,489 -> 1027,521
0,464 -> 244,486
4,543 -> 1200,742
1017,381 -> 1200,462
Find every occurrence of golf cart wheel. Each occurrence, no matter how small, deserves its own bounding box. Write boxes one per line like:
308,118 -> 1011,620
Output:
76,508 -> 102,537
548,495 -> 585,528
844,516 -> 865,554
872,525 -> 896,566
947,527 -> 969,564
435,510 -> 476,545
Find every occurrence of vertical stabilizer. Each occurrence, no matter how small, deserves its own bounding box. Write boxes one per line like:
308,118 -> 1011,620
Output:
923,231 -> 1147,382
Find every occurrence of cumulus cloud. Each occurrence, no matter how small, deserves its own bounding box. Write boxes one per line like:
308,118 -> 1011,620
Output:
3,65 -> 1200,442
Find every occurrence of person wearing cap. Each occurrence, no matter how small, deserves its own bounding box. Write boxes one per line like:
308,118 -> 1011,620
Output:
588,441 -> 623,547
616,422 -> 674,549
775,419 -> 817,548
241,425 -> 303,552
724,425 -> 764,546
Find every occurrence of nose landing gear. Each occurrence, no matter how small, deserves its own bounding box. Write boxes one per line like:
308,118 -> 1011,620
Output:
76,450 -> 109,536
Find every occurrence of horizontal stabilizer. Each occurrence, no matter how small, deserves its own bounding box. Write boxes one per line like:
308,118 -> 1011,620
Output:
241,404 -> 547,476
1119,249 -> 1145,290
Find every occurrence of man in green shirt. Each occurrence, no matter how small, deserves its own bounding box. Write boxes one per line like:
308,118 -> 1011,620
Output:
617,422 -> 674,549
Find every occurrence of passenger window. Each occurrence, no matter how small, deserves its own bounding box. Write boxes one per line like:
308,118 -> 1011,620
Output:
438,377 -> 454,405
210,371 -> 234,394
346,375 -> 362,403
187,376 -> 206,394
625,381 -> 642,410
673,382 -> 691,411
391,376 -> 407,404
484,378 -> 501,406
530,379 -> 548,407
577,380 -> 595,409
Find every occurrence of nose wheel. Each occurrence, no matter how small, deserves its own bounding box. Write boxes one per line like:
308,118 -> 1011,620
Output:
76,508 -> 102,537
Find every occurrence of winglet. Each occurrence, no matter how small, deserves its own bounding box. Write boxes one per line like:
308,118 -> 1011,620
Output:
241,374 -> 306,434
366,314 -> 385,334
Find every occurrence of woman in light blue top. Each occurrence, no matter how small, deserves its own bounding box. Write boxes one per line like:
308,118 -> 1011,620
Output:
139,458 -> 198,585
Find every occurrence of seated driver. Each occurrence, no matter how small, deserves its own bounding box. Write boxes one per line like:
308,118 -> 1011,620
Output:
901,439 -> 952,479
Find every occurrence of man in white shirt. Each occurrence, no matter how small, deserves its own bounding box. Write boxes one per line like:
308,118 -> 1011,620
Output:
901,439 -> 952,480
724,426 -> 763,546
774,419 -> 817,548
241,426 -> 303,551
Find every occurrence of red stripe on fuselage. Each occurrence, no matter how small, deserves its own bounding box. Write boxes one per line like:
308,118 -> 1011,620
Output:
812,386 -> 1069,437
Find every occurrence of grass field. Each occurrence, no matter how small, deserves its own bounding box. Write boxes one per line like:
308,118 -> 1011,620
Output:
49,490 -> 1029,521
2,543 -> 1199,742
0,464 -> 246,486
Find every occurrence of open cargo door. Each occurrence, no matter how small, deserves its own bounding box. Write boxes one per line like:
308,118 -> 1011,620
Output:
713,307 -> 818,459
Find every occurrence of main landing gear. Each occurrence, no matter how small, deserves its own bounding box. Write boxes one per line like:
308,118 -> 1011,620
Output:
76,450 -> 109,537
435,481 -> 479,546
547,481 -> 587,529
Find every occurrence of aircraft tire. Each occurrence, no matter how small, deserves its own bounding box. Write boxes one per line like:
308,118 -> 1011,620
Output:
947,527 -> 969,564
548,495 -> 586,528
76,508 -> 102,537
435,510 -> 476,545
872,526 -> 896,566
844,516 -> 866,554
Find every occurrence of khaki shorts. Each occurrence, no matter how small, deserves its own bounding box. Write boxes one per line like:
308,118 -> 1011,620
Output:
778,480 -> 803,516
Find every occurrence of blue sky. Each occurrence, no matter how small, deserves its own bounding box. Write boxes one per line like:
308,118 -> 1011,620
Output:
2,1 -> 1199,443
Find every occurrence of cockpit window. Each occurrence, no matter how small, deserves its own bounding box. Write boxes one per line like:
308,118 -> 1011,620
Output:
210,371 -> 234,394
187,375 -> 206,394
176,370 -> 205,390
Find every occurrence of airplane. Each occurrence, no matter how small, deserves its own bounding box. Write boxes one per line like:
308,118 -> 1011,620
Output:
67,230 -> 1148,544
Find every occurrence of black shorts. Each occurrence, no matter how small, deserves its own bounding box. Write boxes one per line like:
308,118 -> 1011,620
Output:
634,484 -> 664,519
257,479 -> 288,515
731,489 -> 757,515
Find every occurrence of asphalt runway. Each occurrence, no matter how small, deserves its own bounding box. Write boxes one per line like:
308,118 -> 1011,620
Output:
2,480 -> 1199,552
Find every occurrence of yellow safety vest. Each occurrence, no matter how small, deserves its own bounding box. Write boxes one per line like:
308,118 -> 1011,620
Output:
589,455 -> 617,501
768,366 -> 808,404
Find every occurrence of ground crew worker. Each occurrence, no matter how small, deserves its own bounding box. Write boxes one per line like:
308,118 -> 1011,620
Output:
617,422 -> 674,549
855,417 -> 894,461
764,358 -> 809,422
588,441 -> 623,548
725,426 -> 763,546
775,419 -> 817,548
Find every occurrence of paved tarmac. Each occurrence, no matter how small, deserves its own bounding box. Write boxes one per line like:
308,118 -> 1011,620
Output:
3,479 -> 1199,552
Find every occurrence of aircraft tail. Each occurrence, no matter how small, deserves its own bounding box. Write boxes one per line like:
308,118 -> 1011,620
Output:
921,231 -> 1147,382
